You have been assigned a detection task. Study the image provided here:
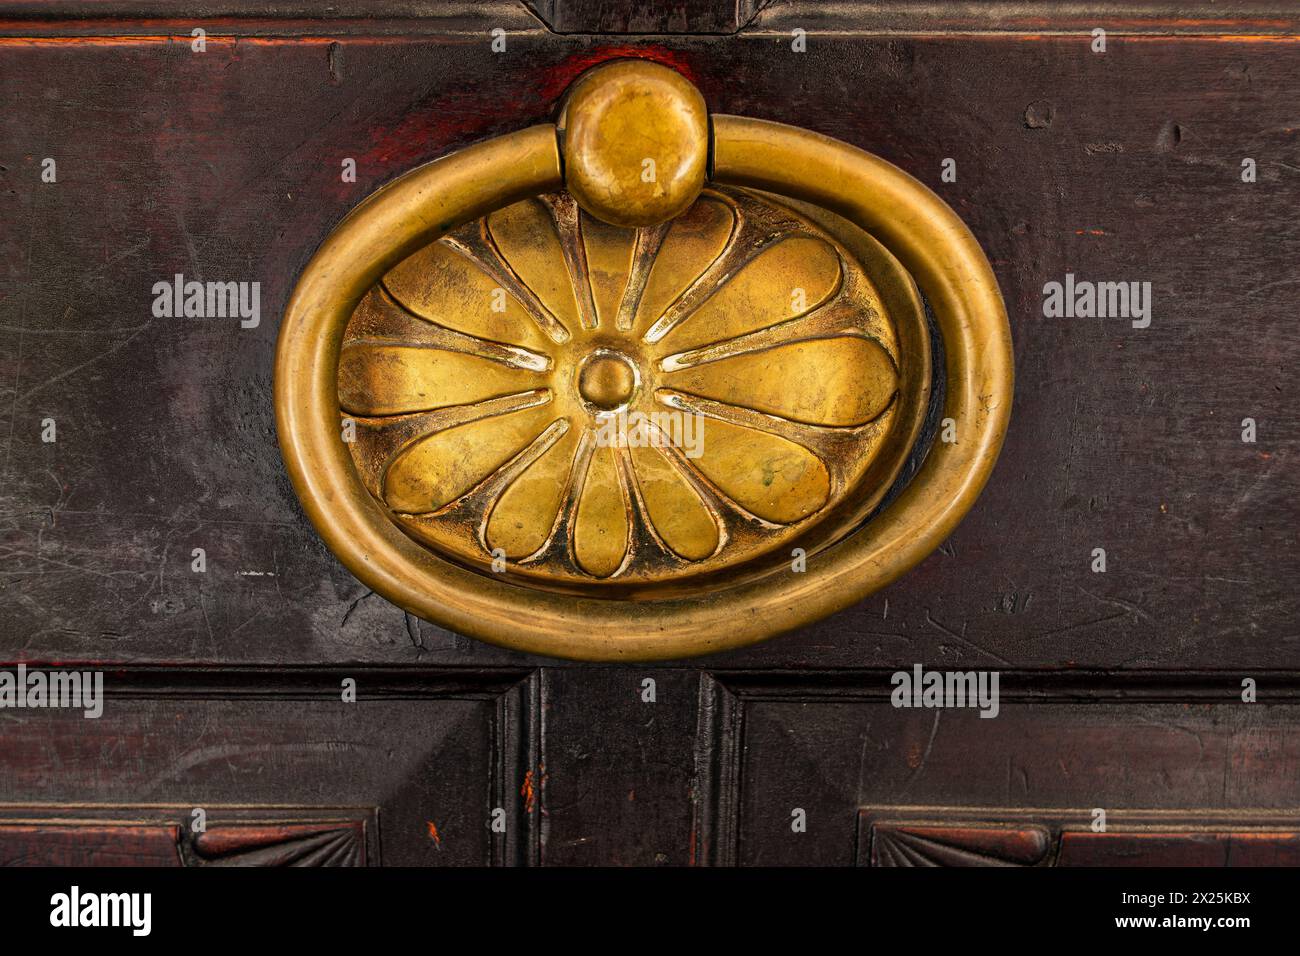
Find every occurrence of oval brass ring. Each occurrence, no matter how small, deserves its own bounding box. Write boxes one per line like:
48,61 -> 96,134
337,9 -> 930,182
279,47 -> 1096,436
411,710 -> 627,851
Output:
275,119 -> 1012,661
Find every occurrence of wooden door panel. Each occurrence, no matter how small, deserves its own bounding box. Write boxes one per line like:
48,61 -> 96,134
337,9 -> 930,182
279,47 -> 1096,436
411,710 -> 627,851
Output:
537,669 -> 701,866
698,673 -> 1300,866
0,813 -> 375,866
861,815 -> 1300,867
2,29 -> 1294,672
0,668 -> 540,865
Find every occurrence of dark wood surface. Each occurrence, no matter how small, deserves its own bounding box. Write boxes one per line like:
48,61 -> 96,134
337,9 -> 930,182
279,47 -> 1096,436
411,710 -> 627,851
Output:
0,1 -> 1296,865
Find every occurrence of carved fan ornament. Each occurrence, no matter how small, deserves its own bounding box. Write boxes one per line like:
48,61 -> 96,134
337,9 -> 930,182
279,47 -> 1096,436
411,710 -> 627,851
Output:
275,59 -> 1012,659
339,187 -> 926,588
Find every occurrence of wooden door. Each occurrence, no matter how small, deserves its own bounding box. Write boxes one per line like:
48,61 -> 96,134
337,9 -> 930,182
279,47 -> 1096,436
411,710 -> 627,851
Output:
1,0 -> 1297,870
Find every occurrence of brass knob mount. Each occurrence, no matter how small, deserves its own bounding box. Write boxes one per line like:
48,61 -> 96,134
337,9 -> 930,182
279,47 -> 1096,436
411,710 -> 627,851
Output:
275,60 -> 1013,660
558,60 -> 709,227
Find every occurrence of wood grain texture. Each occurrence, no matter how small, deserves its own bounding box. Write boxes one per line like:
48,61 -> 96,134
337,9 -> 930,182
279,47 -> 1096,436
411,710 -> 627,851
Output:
1,31 -> 1294,670
0,1 -> 545,37
0,825 -> 185,866
0,669 -> 538,865
869,824 -> 1051,866
538,669 -> 699,865
0,808 -> 376,865
748,1 -> 1300,35
527,0 -> 748,34
715,684 -> 1300,864
860,811 -> 1300,866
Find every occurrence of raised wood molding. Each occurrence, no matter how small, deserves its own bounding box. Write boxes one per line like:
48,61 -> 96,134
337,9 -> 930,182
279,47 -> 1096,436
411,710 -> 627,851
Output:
745,1 -> 1300,36
859,808 -> 1300,867
2,2 -> 1297,36
0,667 -> 543,866
692,671 -> 1300,866
0,807 -> 377,866
0,2 -> 545,37
698,668 -> 1300,702
691,673 -> 744,866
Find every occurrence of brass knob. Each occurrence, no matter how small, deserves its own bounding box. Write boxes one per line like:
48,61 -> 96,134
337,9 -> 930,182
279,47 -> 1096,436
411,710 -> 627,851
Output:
275,60 -> 1013,661
560,60 -> 708,227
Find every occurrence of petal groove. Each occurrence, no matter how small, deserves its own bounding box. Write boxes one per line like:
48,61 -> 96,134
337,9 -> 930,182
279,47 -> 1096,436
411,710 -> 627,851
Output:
665,337 -> 897,426
635,197 -> 734,334
689,418 -> 830,524
339,344 -> 540,416
573,445 -> 630,577
487,199 -> 581,332
383,241 -> 552,351
580,214 -> 638,329
383,405 -> 553,514
630,442 -> 719,561
657,236 -> 841,351
486,424 -> 579,559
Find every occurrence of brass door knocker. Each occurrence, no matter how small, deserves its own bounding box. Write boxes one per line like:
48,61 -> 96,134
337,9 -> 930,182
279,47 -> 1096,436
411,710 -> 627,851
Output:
275,60 -> 1013,660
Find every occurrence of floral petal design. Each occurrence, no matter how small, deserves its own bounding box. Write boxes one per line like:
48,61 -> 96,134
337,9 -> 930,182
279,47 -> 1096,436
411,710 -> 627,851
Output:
487,199 -> 582,332
629,441 -> 719,560
688,418 -> 830,524
573,444 -> 630,577
383,241 -> 552,352
663,336 -> 897,427
486,423 -> 580,559
650,235 -> 841,350
383,404 -> 554,514
581,216 -> 638,328
341,186 -> 920,588
633,196 -> 734,335
338,344 -> 539,416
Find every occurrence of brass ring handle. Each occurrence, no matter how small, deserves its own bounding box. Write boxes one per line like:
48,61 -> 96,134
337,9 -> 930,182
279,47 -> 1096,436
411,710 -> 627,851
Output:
275,61 -> 1012,661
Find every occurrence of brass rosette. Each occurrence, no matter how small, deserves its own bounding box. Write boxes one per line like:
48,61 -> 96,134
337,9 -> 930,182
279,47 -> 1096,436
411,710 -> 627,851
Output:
275,60 -> 1013,660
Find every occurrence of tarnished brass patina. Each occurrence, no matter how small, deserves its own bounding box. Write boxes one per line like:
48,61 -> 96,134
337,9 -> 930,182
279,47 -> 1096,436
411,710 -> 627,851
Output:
275,60 -> 1013,660
339,185 -> 929,589
559,60 -> 708,227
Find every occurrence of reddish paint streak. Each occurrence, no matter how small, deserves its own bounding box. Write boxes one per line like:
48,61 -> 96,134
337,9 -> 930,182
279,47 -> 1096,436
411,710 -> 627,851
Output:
4,33 -> 1300,46
521,770 -> 536,814
1075,228 -> 1107,235
354,91 -> 504,171
426,821 -> 441,849
1125,32 -> 1300,41
987,17 -> 1293,30
0,15 -> 1287,31
905,741 -> 924,769
0,35 -> 345,45
534,45 -> 700,102
353,45 -> 695,175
